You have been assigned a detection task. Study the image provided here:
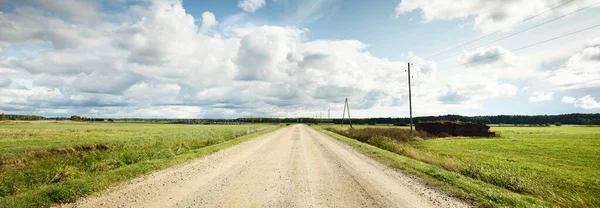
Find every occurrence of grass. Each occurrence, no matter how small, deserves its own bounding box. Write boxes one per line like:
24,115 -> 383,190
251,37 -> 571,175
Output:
317,125 -> 600,207
0,122 -> 278,208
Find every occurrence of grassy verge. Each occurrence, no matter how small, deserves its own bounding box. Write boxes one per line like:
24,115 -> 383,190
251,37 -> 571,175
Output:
0,122 -> 280,208
318,125 -> 600,207
411,126 -> 600,207
314,126 -> 547,208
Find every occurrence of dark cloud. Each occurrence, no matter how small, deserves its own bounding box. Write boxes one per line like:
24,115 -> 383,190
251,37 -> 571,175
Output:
234,33 -> 277,81
438,91 -> 468,104
0,77 -> 12,87
313,85 -> 358,101
461,46 -> 511,67
12,51 -> 116,75
353,90 -> 385,109
72,72 -> 142,94
581,48 -> 600,61
298,53 -> 329,69
487,11 -> 509,22
33,76 -> 64,88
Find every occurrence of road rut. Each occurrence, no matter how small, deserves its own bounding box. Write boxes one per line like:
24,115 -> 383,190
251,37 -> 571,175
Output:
69,124 -> 469,208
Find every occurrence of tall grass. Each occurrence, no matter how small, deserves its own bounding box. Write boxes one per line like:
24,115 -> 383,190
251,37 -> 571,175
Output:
0,122 -> 276,207
326,127 -> 531,194
321,125 -> 600,207
325,127 -> 430,143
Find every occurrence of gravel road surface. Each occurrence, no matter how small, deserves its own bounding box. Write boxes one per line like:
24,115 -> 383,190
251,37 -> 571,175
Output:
69,124 -> 469,208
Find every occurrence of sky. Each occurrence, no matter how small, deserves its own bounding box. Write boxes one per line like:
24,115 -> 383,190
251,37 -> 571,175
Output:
0,0 -> 599,118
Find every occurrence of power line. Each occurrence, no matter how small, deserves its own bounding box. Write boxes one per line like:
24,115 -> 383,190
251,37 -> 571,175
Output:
425,0 -> 576,59
458,22 -> 600,67
438,1 -> 600,62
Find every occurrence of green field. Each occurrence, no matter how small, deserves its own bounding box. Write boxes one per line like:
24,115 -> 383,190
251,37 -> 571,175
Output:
0,122 -> 276,207
318,125 -> 600,207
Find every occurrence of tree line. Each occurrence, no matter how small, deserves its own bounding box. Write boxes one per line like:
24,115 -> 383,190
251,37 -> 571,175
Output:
1,113 -> 599,125
236,114 -> 600,125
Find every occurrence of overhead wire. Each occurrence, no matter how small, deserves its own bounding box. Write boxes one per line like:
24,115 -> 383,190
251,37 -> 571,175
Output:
437,1 -> 600,62
424,0 -> 577,59
457,23 -> 600,67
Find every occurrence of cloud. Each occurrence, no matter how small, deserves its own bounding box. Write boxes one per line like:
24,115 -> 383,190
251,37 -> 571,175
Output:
200,11 -> 218,32
581,47 -> 600,61
0,2 -> 112,49
437,77 -> 518,104
460,46 -> 512,66
588,37 -> 600,48
278,0 -> 343,26
233,26 -> 303,81
529,91 -> 553,102
33,75 -> 64,88
457,46 -> 541,81
313,85 -> 358,101
6,0 -> 101,22
71,71 -> 142,94
408,53 -> 436,80
547,37 -> 600,90
562,95 -> 600,109
438,91 -> 468,104
238,0 -> 266,13
0,77 -> 11,87
0,0 -> 536,118
395,0 -> 600,33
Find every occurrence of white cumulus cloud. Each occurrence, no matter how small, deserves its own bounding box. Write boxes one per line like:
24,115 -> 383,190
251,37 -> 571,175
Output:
200,11 -> 218,32
238,0 -> 266,13
562,95 -> 600,109
547,36 -> 600,90
395,0 -> 600,33
0,0 -> 565,118
529,91 -> 554,102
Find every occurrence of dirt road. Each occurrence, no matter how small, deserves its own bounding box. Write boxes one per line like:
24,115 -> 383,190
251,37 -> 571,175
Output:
70,125 -> 468,208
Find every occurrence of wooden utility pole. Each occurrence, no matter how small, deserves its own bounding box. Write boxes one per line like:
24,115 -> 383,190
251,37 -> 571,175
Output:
408,63 -> 413,135
328,109 -> 330,120
342,100 -> 347,126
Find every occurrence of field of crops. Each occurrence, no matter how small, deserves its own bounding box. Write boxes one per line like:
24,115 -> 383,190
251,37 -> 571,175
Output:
319,124 -> 600,207
0,121 -> 275,207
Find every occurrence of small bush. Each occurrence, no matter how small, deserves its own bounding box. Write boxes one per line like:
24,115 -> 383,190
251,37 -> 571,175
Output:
393,122 -> 408,126
46,187 -> 74,203
325,127 -> 430,144
122,152 -> 148,165
45,181 -> 92,203
554,122 -> 562,126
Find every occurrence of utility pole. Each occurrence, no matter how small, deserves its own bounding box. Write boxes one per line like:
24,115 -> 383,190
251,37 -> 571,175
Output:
346,98 -> 352,128
408,63 -> 413,136
328,109 -> 330,120
341,98 -> 352,128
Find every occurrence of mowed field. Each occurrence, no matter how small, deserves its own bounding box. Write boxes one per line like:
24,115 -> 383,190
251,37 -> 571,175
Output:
0,122 -> 275,207
319,124 -> 600,207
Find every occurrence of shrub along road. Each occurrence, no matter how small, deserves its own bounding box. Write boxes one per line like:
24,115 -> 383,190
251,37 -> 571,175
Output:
67,124 -> 467,208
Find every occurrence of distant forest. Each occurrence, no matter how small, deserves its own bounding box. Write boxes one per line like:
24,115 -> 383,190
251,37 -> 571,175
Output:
1,113 -> 599,125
